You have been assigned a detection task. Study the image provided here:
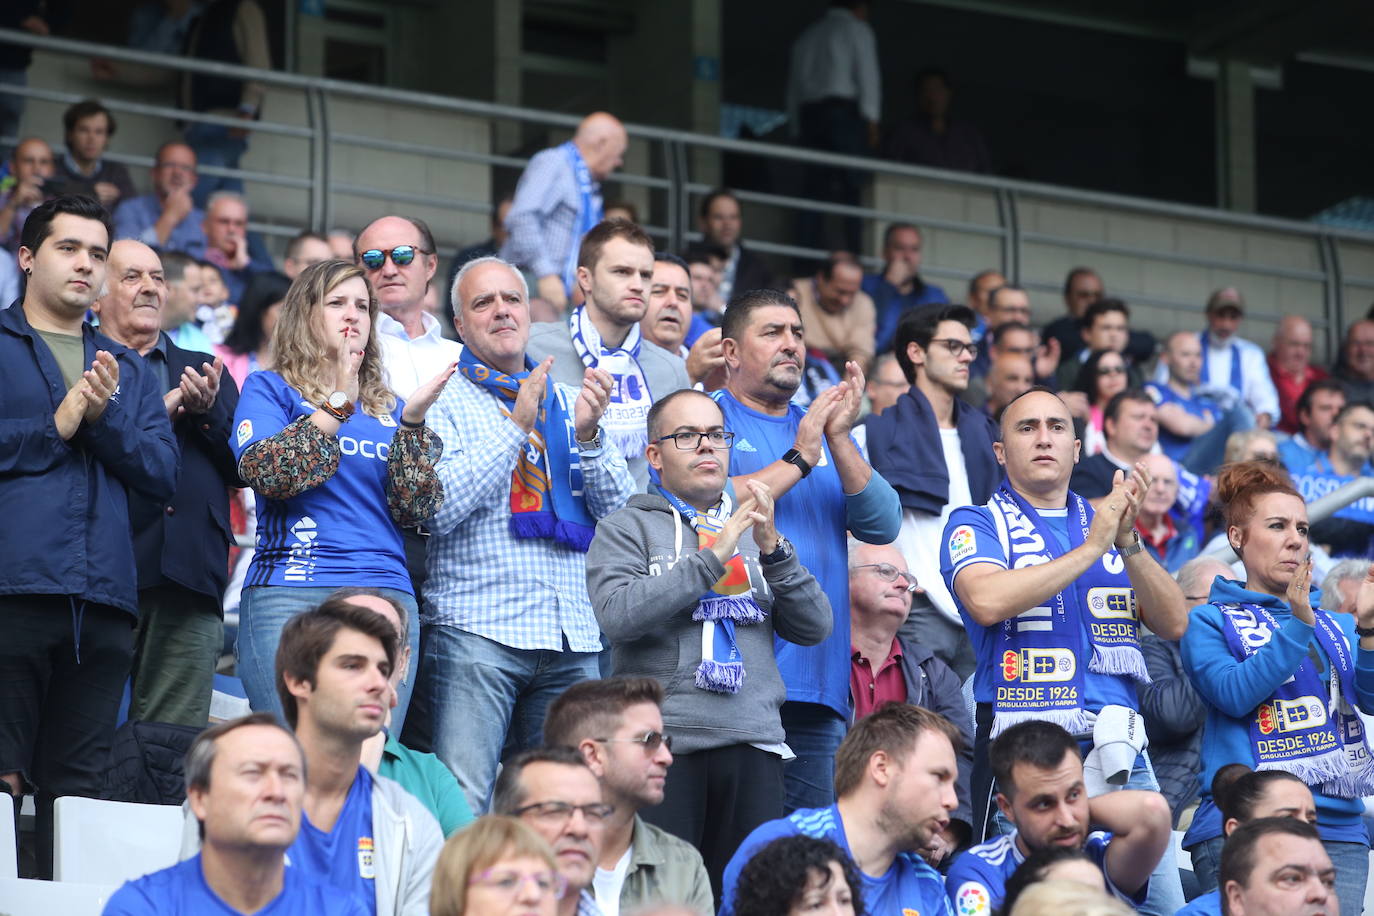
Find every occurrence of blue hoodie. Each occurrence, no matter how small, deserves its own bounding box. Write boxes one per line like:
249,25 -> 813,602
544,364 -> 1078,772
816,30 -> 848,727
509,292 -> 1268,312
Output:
1179,576 -> 1374,845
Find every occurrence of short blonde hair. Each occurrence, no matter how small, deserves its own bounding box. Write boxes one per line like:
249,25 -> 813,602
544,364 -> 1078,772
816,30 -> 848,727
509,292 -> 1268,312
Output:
430,816 -> 559,916
1009,880 -> 1135,916
272,259 -> 395,418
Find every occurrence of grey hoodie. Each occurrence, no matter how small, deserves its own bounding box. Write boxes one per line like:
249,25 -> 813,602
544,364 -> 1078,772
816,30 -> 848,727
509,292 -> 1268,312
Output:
587,492 -> 832,755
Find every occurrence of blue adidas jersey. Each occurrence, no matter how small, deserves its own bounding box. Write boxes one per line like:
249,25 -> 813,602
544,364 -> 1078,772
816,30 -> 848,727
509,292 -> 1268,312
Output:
720,805 -> 952,916
945,831 -> 1145,916
104,854 -> 370,915
232,370 -> 412,593
1176,889 -> 1220,916
1144,382 -> 1218,464
710,389 -> 853,715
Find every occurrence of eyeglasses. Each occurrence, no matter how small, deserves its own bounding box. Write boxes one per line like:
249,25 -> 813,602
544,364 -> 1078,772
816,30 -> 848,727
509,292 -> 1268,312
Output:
469,868 -> 568,899
512,801 -> 616,826
594,730 -> 673,753
359,245 -> 430,270
933,338 -> 978,359
1097,365 -> 1127,376
155,161 -> 195,172
656,430 -> 735,450
853,563 -> 919,593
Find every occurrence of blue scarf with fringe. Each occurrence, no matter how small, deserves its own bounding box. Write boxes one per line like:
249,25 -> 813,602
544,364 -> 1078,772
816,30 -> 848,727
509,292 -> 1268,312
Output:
457,349 -> 596,552
1217,598 -> 1374,798
658,486 -> 766,694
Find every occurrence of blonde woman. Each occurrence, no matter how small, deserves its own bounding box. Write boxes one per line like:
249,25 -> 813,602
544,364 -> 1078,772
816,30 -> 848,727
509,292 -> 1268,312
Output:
231,259 -> 453,728
431,816 -> 562,916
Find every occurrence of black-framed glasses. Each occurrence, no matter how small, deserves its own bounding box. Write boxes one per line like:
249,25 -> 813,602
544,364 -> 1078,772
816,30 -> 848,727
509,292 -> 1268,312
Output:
512,801 -> 616,826
359,245 -> 430,270
657,430 -> 735,450
594,730 -> 673,753
933,338 -> 978,359
853,563 -> 919,593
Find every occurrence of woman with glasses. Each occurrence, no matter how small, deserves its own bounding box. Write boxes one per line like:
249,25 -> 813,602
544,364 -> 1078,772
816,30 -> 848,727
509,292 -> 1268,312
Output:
731,835 -> 864,916
1180,460 -> 1374,916
432,816 -> 563,916
1072,349 -> 1131,456
231,259 -> 454,729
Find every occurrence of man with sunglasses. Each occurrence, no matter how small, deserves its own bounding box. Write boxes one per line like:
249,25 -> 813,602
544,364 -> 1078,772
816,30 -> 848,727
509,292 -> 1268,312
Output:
847,539 -> 973,867
492,747 -> 614,916
354,215 -> 460,401
866,303 -> 1001,683
586,387 -> 831,899
543,678 -> 713,916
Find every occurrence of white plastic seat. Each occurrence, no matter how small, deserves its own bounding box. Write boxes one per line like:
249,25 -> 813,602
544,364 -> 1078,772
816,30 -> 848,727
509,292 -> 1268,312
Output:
0,877 -> 119,915
52,796 -> 183,885
1173,830 -> 1193,871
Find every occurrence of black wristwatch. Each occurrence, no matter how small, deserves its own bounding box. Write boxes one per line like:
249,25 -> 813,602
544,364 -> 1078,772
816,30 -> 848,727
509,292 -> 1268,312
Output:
781,447 -> 812,479
760,536 -> 794,565
1356,623 -> 1374,638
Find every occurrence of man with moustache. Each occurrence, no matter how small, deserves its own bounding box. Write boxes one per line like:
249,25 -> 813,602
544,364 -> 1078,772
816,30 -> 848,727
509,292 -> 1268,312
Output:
91,239 -> 240,728
640,251 -> 727,389
528,219 -> 690,487
0,195 -> 177,877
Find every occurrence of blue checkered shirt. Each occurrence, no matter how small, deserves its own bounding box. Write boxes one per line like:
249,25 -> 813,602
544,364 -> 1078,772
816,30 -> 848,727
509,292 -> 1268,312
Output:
423,371 -> 634,652
498,145 -> 600,280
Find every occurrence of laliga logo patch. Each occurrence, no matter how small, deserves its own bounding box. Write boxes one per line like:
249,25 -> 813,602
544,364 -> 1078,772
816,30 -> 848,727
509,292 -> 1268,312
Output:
236,419 -> 253,446
948,525 -> 977,562
357,836 -> 375,879
956,883 -> 990,916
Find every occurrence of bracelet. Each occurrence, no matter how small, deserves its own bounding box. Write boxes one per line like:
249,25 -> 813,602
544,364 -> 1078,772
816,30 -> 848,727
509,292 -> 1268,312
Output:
399,416 -> 425,429
320,402 -> 349,422
1356,623 -> 1374,638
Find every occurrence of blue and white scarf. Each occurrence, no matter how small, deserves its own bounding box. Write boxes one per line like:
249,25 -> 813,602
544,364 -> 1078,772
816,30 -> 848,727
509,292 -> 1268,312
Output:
1218,602 -> 1374,798
659,487 -> 767,694
569,305 -> 653,461
560,141 -> 602,296
985,485 -> 1149,736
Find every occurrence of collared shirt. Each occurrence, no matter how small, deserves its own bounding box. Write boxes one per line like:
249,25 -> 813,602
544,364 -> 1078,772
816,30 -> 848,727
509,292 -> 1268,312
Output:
376,311 -> 461,400
577,890 -> 604,916
113,194 -> 207,258
609,817 -> 714,916
786,8 -> 882,125
500,145 -> 600,281
423,371 -> 635,652
850,637 -> 907,720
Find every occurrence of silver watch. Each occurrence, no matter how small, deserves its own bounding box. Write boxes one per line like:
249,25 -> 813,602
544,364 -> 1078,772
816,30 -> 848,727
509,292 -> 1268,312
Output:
1115,531 -> 1145,558
576,430 -> 603,451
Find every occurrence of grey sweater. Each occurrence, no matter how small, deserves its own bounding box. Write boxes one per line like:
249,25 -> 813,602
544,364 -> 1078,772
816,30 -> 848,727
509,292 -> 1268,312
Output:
587,492 -> 832,755
527,320 -> 691,490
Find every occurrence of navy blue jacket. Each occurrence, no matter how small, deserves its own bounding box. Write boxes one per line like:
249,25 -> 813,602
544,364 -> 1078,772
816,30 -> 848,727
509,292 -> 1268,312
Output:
0,303 -> 179,616
129,334 -> 241,604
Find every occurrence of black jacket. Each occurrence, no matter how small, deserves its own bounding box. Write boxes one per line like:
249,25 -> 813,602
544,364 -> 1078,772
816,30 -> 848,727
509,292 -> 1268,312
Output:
1139,634 -> 1206,824
731,243 -> 779,296
130,335 -> 241,604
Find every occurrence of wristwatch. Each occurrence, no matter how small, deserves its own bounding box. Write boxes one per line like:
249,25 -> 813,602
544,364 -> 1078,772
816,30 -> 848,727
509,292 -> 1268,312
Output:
1356,624 -> 1374,638
1114,530 -> 1145,558
781,447 -> 812,479
321,391 -> 355,422
576,430 -> 603,451
760,536 -> 794,565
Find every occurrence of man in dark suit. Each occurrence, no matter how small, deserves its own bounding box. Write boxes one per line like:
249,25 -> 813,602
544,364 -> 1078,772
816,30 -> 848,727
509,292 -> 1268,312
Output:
92,239 -> 240,727
698,188 -> 778,303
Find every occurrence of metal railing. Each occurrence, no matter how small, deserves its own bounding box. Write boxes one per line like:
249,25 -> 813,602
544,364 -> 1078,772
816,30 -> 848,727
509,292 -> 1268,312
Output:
1205,477 -> 1374,565
4,27 -> 1374,351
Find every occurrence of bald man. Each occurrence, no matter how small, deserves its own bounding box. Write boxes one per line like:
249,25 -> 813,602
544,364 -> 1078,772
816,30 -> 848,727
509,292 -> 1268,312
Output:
1267,315 -> 1327,435
1131,453 -> 1198,574
501,111 -> 628,311
0,137 -> 54,250
93,239 -> 241,727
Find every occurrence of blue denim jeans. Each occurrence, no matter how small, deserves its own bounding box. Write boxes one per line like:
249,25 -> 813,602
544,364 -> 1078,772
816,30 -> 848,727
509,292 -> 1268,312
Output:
991,752 -> 1185,916
780,701 -> 848,813
1190,834 -> 1366,916
408,624 -> 599,814
235,585 -> 419,731
183,121 -> 249,208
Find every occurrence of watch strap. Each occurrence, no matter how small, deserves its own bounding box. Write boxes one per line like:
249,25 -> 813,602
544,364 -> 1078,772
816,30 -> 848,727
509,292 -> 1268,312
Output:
781,448 -> 812,479
1115,531 -> 1145,558
1356,624 -> 1374,638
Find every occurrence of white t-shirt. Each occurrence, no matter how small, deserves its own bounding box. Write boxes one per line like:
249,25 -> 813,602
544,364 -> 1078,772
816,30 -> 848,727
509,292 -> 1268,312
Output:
592,844 -> 633,916
894,427 -> 970,623
376,310 -> 461,400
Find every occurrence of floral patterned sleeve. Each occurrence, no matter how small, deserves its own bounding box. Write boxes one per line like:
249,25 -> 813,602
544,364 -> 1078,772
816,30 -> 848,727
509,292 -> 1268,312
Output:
387,423 -> 445,527
239,415 -> 341,498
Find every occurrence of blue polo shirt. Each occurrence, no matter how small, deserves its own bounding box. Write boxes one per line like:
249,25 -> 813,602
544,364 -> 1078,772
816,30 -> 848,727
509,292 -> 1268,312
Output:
104,854 -> 370,915
945,830 -> 1146,916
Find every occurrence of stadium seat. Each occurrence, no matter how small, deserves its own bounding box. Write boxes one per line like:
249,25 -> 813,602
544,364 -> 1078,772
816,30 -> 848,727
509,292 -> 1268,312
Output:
0,791 -> 14,879
52,796 -> 183,885
0,877 -> 119,915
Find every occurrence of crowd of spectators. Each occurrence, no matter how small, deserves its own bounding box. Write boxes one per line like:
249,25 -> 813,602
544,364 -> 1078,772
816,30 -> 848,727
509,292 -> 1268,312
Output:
1,65 -> 1373,916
